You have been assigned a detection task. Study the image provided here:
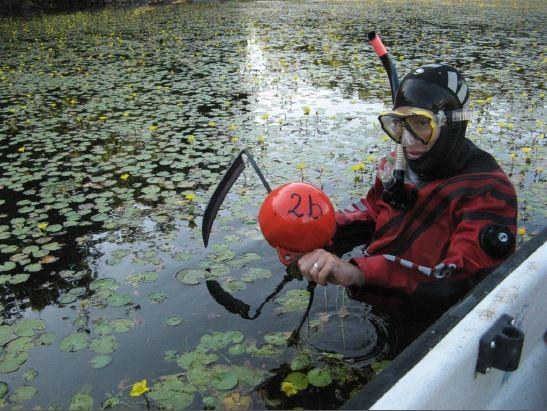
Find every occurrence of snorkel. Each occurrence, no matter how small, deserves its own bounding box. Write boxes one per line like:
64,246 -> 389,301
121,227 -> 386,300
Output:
368,32 -> 416,210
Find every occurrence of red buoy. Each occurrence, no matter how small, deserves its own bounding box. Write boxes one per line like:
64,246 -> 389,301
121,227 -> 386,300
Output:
258,183 -> 336,264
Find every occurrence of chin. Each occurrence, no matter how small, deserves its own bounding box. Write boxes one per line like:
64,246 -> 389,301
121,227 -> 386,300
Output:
403,149 -> 426,160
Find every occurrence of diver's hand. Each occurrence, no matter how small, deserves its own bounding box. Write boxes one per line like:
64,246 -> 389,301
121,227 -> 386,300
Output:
297,249 -> 365,287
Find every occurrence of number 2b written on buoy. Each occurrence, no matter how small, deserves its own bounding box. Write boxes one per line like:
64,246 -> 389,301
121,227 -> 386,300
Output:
258,182 -> 336,254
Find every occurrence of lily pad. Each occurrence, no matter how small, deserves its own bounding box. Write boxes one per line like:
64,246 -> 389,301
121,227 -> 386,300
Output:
14,319 -> 45,337
69,392 -> 94,410
307,368 -> 332,387
264,332 -> 287,346
90,355 -> 112,369
148,291 -> 167,303
222,330 -> 244,345
107,292 -> 132,307
175,269 -> 206,285
211,371 -> 238,390
10,385 -> 36,402
285,372 -> 309,390
58,293 -> 78,305
89,335 -> 118,354
59,333 -> 89,352
290,354 -> 311,371
165,316 -> 184,327
276,289 -> 310,313
0,382 -> 7,399
0,352 -> 29,373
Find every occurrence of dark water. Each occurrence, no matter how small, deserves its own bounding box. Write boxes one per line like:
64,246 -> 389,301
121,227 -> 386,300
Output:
0,0 -> 545,409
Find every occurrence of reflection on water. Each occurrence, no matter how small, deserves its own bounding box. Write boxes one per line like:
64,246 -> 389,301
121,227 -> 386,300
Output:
0,0 -> 545,408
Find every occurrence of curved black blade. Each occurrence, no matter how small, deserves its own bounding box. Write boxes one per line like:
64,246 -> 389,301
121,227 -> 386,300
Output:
287,281 -> 316,347
206,274 -> 293,320
206,280 -> 252,318
202,152 -> 246,247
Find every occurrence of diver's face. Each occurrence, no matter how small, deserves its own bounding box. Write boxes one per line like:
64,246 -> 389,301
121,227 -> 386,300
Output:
396,106 -> 441,160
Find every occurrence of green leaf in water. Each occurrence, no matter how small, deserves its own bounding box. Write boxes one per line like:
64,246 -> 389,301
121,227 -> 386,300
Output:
285,372 -> 309,390
148,291 -> 167,303
14,319 -> 45,337
107,292 -> 132,307
264,332 -> 287,346
59,333 -> 89,352
0,352 -> 29,373
69,392 -> 94,410
211,371 -> 238,390
307,368 -> 332,387
89,335 -> 118,354
290,354 -> 311,371
165,316 -> 184,327
10,385 -> 36,402
175,269 -> 206,285
90,355 -> 112,369
0,382 -> 8,399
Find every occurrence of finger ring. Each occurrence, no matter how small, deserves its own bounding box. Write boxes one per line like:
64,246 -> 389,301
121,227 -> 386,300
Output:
313,262 -> 319,270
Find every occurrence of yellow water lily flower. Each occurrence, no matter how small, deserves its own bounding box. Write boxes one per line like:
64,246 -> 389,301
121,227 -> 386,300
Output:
98,115 -> 108,121
260,113 -> 269,121
38,222 -> 49,231
509,153 -> 516,160
227,124 -> 237,131
208,121 -> 217,127
303,106 -> 311,115
120,173 -> 129,181
122,111 -> 129,117
257,135 -> 265,143
281,381 -> 298,397
18,146 -> 26,153
365,154 -> 376,163
148,125 -> 157,132
186,134 -> 195,143
517,227 -> 526,236
185,193 -> 195,201
129,379 -> 149,397
230,136 -> 239,143
351,163 -> 365,172
296,162 -> 307,171
521,147 -> 531,154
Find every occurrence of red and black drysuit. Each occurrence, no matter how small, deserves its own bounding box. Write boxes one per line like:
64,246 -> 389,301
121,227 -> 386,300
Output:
329,141 -> 517,306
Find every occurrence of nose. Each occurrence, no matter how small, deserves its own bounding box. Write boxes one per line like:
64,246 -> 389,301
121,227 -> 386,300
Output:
401,127 -> 420,147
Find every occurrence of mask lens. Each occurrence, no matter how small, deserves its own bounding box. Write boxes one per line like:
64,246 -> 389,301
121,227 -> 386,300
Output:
406,114 -> 433,142
379,115 -> 403,143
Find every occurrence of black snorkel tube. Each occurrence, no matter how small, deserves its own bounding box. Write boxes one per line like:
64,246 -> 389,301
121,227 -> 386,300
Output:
368,32 -> 416,210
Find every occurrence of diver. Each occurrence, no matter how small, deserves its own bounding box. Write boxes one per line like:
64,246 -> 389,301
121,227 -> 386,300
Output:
298,64 -> 517,307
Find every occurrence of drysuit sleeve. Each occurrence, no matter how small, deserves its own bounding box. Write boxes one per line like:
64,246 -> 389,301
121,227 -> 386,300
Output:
351,187 -> 517,295
326,176 -> 383,256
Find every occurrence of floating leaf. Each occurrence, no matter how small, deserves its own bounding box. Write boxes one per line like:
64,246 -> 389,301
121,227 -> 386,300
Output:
59,333 -> 89,352
10,385 -> 36,402
107,292 -> 132,307
0,352 -> 29,373
371,359 -> 391,374
211,371 -> 238,390
285,372 -> 308,390
165,316 -> 184,327
0,382 -> 7,399
264,332 -> 287,346
307,368 -> 332,387
23,369 -> 38,381
290,354 -> 311,371
228,344 -> 245,356
175,269 -> 206,285
89,335 -> 118,354
58,294 -> 78,305
148,291 -> 167,303
14,319 -> 45,337
90,355 -> 112,369
222,330 -> 244,345
69,392 -> 94,410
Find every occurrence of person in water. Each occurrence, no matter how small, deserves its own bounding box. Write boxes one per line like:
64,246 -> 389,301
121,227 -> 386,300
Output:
298,64 -> 517,303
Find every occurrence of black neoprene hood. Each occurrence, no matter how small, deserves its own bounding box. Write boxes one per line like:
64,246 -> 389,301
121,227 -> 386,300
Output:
393,64 -> 471,180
